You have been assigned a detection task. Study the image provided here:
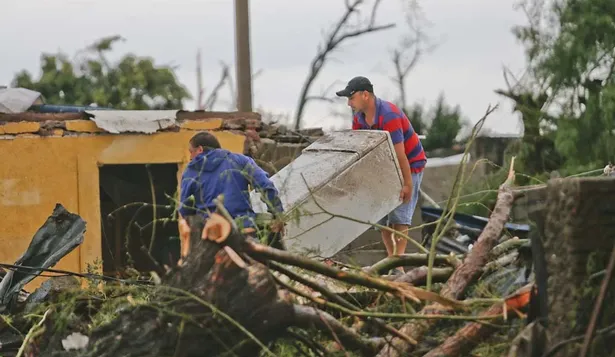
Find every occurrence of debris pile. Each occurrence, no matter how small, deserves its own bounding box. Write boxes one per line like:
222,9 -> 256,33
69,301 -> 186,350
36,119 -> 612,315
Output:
0,161 -> 613,357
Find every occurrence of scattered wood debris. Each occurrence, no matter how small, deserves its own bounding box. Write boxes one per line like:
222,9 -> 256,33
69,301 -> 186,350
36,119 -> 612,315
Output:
0,162 -> 613,357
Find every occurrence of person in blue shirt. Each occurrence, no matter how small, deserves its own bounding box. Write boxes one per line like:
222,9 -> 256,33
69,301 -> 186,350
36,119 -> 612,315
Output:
178,131 -> 285,247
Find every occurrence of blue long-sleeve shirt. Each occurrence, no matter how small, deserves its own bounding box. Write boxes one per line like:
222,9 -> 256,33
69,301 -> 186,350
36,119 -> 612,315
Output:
178,148 -> 284,229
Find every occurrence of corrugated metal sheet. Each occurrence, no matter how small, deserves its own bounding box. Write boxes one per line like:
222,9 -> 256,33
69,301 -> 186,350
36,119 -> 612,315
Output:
85,110 -> 178,134
426,153 -> 470,168
0,88 -> 43,114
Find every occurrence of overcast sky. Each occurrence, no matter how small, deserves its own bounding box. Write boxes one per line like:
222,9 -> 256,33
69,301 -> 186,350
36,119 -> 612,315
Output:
1,0 -> 529,135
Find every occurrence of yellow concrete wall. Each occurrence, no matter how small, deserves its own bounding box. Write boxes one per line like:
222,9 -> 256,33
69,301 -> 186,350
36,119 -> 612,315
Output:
0,130 -> 245,290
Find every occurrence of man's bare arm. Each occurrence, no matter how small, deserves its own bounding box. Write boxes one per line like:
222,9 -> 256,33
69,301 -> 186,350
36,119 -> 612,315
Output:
394,142 -> 413,192
382,112 -> 414,202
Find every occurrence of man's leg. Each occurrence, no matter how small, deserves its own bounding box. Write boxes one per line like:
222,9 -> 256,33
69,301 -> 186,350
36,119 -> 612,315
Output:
385,171 -> 424,272
381,213 -> 409,273
381,227 -> 395,256
379,218 -> 408,257
377,215 -> 395,256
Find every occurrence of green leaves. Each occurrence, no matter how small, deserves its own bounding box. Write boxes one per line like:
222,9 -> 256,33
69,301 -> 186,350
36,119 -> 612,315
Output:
11,35 -> 191,110
418,94 -> 466,152
507,0 -> 615,174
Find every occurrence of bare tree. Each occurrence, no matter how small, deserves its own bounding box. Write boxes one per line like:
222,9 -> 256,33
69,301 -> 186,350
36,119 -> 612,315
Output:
227,68 -> 264,111
390,0 -> 436,112
195,50 -> 264,111
195,51 -> 231,110
203,62 -> 231,110
293,0 -> 395,130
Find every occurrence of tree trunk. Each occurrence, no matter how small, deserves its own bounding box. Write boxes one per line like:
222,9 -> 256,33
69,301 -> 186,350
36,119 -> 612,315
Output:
43,215 -> 294,357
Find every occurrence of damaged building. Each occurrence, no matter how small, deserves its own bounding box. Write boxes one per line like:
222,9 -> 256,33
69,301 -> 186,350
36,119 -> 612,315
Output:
0,108 -> 284,290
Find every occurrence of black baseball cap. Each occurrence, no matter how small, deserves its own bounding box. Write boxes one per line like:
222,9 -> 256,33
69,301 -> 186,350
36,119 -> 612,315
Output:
335,76 -> 374,97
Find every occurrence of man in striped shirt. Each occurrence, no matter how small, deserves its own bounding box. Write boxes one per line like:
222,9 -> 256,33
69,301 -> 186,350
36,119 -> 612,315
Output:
336,76 -> 427,273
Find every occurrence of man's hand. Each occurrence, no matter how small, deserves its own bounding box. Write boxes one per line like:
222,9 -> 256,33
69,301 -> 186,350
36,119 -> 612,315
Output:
400,184 -> 412,203
178,217 -> 191,266
202,213 -> 231,243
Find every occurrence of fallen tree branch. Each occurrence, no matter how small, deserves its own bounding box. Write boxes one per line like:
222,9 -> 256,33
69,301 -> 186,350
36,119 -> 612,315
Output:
483,251 -> 519,275
442,155 -> 516,298
0,262 -> 152,285
422,303 -> 507,357
376,155 -> 517,357
366,253 -> 457,275
293,304 -> 385,356
393,266 -> 453,286
270,262 -> 419,347
491,237 -> 528,258
284,329 -> 329,357
272,276 -> 500,323
422,283 -> 533,357
246,241 -> 465,309
275,278 -> 389,356
16,308 -> 50,357
425,105 -> 500,290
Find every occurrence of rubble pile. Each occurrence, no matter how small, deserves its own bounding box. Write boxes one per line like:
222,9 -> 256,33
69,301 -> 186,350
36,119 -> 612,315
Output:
0,163 -> 613,357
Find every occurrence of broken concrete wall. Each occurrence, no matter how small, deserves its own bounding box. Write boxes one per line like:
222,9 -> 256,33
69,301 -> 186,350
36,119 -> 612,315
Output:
470,136 -> 519,175
540,177 -> 615,356
249,125 -> 324,175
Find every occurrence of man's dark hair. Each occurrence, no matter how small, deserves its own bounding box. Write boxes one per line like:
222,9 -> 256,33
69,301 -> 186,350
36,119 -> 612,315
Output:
189,131 -> 221,150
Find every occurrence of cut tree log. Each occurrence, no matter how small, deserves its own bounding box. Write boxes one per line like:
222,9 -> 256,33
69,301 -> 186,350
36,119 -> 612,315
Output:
37,214 -> 294,357
376,158 -> 517,357
32,211 -> 388,357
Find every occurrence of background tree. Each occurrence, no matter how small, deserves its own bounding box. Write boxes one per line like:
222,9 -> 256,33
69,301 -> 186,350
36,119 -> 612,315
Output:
459,0 -> 615,216
422,93 -> 466,151
404,103 -> 425,135
12,35 -> 191,110
494,70 -> 563,182
500,0 -> 615,175
389,0 -> 436,137
293,0 -> 395,130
